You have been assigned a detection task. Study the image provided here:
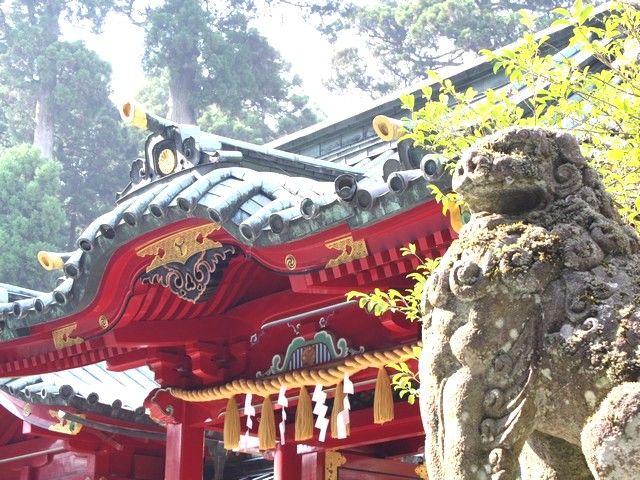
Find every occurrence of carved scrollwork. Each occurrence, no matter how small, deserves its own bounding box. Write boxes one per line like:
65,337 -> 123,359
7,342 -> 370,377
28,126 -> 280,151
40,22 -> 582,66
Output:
550,162 -> 583,197
589,219 -> 633,255
425,268 -> 452,308
140,246 -> 236,303
554,225 -> 604,270
449,260 -> 491,301
256,331 -> 363,378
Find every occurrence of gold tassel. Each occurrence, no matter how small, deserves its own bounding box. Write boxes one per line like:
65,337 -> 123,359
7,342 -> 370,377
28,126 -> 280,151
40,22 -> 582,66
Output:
330,381 -> 350,439
295,386 -> 313,441
223,396 -> 241,450
374,366 -> 394,424
258,396 -> 276,450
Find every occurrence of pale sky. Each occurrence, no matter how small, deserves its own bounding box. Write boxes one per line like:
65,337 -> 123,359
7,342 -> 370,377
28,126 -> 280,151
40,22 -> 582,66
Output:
60,4 -> 375,121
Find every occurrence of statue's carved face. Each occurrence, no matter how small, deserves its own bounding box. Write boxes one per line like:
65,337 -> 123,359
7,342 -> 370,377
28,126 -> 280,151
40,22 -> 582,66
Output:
453,128 -> 555,215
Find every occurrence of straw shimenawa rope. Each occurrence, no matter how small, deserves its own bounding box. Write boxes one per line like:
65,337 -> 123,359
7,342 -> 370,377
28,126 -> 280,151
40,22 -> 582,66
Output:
170,342 -> 421,402
295,386 -> 314,441
223,396 -> 241,449
258,396 -> 276,450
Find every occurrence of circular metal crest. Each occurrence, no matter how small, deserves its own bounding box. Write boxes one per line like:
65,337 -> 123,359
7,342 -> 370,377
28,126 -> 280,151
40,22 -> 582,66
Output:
157,148 -> 177,175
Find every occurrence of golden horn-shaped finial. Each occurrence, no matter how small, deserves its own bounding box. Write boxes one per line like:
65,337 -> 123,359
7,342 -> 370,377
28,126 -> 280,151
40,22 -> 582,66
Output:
37,251 -> 68,271
373,115 -> 406,142
119,101 -> 148,130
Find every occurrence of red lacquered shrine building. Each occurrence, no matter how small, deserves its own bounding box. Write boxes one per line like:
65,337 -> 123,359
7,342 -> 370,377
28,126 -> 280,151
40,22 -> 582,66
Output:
0,25 -> 596,478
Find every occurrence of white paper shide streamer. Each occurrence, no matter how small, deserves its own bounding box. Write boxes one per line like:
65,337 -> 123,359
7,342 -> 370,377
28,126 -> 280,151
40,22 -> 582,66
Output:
277,385 -> 288,445
242,392 -> 256,447
337,374 -> 353,439
312,384 -> 329,442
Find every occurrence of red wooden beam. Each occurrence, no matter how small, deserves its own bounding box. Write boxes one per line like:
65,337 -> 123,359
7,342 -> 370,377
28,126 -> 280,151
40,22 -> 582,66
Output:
341,451 -> 419,476
0,438 -> 65,465
346,436 -> 424,459
293,401 -> 423,450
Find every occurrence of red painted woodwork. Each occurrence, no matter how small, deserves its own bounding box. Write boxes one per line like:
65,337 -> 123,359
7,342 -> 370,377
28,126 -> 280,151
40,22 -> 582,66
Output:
339,452 -> 421,479
300,451 -> 325,480
0,194 -> 457,478
0,402 -> 165,480
164,403 -> 204,480
274,443 -> 301,480
0,198 -> 453,380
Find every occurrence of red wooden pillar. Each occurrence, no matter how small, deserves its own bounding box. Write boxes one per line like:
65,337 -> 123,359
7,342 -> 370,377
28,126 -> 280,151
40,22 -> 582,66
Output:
164,409 -> 204,480
300,450 -> 325,480
274,443 -> 302,480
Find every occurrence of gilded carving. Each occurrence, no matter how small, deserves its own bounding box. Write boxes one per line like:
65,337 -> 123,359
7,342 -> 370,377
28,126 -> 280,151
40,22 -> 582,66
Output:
415,464 -> 428,479
48,410 -> 83,435
284,254 -> 297,270
136,224 -> 222,272
256,331 -> 364,378
52,322 -> 84,349
140,246 -> 236,303
324,235 -> 368,268
23,403 -> 32,417
98,315 -> 109,330
324,450 -> 346,480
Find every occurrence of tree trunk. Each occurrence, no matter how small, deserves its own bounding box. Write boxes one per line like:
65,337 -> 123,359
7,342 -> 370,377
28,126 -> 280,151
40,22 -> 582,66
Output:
168,70 -> 196,124
33,85 -> 55,158
32,0 -> 61,159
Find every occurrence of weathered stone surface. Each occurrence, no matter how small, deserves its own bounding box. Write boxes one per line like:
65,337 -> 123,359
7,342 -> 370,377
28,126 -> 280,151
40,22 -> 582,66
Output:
419,127 -> 640,480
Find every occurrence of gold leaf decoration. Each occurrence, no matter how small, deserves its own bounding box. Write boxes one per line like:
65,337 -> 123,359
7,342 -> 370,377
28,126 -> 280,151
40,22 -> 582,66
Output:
324,235 -> 368,269
136,224 -> 222,272
52,323 -> 84,350
324,450 -> 346,480
285,254 -> 297,270
415,464 -> 429,479
48,410 -> 83,435
98,315 -> 109,330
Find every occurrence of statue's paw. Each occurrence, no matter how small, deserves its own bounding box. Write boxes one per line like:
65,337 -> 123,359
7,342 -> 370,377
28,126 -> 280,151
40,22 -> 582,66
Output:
581,382 -> 640,479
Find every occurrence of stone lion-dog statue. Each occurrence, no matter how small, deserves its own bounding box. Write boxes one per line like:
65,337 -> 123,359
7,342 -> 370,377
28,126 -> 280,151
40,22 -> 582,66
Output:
420,127 -> 640,479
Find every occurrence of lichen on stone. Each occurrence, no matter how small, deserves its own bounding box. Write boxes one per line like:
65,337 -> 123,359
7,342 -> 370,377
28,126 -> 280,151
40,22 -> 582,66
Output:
420,127 -> 640,480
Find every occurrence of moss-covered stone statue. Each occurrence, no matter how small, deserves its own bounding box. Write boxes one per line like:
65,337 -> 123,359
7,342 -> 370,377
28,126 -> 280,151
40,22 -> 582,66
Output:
420,127 -> 640,480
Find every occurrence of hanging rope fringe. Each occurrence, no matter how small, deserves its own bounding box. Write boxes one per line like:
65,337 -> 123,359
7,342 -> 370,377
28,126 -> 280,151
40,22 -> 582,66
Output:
170,342 -> 421,402
258,396 -> 276,450
223,396 -> 240,450
295,386 -> 313,441
373,366 -> 394,425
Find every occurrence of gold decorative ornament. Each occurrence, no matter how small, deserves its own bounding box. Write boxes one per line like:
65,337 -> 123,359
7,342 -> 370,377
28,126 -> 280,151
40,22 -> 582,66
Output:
415,464 -> 428,479
37,251 -> 65,271
284,254 -> 297,270
119,101 -> 148,130
23,403 -> 32,417
324,451 -> 346,480
136,224 -> 222,272
372,115 -> 405,142
157,148 -> 177,175
48,410 -> 83,435
52,323 -> 84,350
98,315 -> 109,330
324,235 -> 368,269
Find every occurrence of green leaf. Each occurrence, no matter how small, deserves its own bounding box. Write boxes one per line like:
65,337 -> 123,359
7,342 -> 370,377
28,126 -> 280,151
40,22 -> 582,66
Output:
607,149 -> 625,162
400,94 -> 416,111
579,4 -> 594,24
552,7 -> 571,18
